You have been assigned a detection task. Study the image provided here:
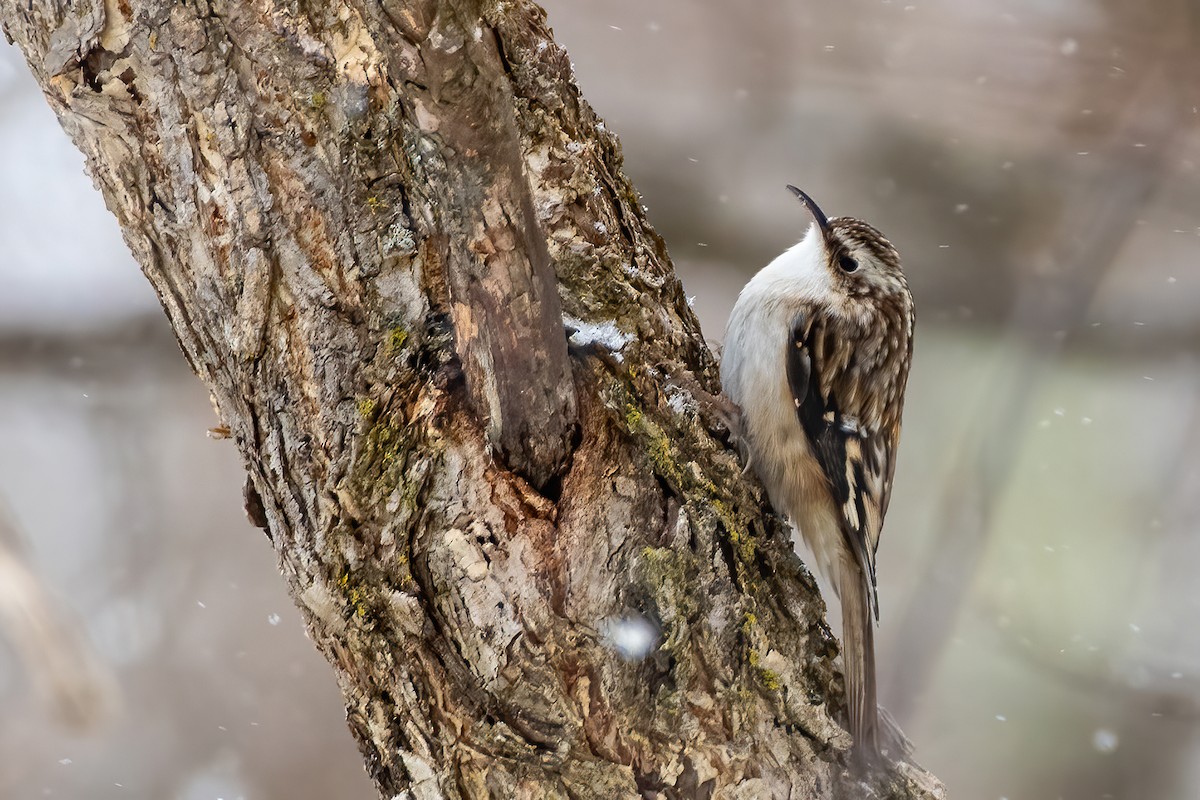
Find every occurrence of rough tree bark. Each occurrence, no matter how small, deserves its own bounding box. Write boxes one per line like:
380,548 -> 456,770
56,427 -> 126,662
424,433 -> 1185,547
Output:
2,2 -> 944,797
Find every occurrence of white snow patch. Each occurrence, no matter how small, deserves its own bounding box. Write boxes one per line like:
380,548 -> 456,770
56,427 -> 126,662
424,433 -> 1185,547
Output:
564,316 -> 633,361
666,386 -> 697,416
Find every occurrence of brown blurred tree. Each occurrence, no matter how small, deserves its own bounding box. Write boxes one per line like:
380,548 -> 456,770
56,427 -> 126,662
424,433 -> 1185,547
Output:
1,2 -> 943,797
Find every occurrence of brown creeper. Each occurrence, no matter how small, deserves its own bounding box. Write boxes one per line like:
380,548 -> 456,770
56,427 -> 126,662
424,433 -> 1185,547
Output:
721,186 -> 915,761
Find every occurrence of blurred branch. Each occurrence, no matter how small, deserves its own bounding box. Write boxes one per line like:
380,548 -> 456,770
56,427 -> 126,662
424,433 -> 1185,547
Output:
982,600 -> 1200,724
886,30 -> 1198,721
0,495 -> 116,729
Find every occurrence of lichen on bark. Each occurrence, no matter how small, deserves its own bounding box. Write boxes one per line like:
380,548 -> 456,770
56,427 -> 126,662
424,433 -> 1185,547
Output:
2,1 -> 944,797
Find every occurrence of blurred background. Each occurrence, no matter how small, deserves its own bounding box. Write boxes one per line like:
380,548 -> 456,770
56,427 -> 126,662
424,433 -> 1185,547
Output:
2,0 -> 1198,797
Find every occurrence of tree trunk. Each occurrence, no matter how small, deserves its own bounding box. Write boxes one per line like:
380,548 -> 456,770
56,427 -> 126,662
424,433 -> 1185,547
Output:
2,2 -> 944,797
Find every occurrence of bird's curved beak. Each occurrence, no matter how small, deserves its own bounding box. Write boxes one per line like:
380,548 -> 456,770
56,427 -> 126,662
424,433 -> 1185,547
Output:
786,185 -> 829,231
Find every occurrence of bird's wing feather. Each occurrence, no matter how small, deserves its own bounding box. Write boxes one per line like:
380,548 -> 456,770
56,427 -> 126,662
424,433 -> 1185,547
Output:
786,312 -> 901,619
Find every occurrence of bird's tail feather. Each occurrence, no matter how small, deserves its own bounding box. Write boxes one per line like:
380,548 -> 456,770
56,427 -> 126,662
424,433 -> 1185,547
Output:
838,558 -> 879,761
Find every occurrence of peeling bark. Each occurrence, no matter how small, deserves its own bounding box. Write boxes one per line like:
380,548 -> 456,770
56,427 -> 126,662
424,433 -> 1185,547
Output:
2,2 -> 944,797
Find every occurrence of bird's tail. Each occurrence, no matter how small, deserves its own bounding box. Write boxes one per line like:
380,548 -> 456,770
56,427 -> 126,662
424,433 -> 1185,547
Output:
838,557 -> 879,762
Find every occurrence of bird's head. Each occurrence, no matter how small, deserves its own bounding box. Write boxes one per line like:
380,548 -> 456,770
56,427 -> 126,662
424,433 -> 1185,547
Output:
785,185 -> 910,312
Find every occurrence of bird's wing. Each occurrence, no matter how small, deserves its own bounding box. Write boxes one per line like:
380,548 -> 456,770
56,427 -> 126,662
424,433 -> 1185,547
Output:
785,312 -> 902,619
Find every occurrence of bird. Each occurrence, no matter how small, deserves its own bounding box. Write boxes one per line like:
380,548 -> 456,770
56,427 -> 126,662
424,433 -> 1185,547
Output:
720,185 -> 914,762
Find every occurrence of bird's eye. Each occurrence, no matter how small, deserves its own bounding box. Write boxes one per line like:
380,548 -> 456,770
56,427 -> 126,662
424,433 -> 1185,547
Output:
838,255 -> 859,273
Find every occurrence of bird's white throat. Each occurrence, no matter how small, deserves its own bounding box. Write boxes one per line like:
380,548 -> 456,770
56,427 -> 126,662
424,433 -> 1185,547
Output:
743,223 -> 833,307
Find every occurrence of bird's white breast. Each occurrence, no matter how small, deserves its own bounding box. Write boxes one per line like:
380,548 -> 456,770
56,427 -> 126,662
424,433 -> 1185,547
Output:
721,224 -> 831,453
720,226 -> 844,576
